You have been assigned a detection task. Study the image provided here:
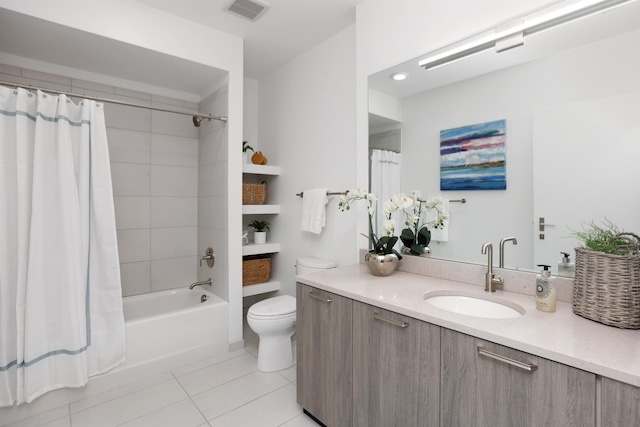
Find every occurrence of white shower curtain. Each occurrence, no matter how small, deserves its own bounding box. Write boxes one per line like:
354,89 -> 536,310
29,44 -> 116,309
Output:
0,87 -> 125,407
370,149 -> 402,244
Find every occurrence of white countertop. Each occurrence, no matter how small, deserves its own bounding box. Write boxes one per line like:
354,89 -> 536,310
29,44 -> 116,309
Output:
296,263 -> 640,388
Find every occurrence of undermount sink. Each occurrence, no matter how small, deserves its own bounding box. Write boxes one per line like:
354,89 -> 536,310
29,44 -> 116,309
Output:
424,290 -> 525,319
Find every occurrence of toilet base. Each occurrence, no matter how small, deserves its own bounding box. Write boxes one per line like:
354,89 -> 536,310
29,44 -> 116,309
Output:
256,335 -> 295,372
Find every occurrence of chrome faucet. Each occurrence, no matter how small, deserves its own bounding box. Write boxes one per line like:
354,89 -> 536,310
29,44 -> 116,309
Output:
481,242 -> 503,292
189,278 -> 212,290
499,237 -> 518,268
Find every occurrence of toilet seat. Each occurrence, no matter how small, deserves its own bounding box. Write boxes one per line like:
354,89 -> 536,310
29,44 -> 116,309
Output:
248,295 -> 296,319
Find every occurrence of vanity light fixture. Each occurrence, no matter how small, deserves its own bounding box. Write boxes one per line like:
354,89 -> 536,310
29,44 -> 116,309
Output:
391,72 -> 409,81
419,0 -> 635,70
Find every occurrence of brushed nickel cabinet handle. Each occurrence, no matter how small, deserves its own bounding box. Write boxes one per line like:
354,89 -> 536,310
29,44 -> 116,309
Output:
373,312 -> 409,328
477,347 -> 538,372
309,292 -> 333,303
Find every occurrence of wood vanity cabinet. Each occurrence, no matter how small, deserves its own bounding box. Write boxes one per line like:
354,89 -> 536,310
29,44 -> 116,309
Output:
352,301 -> 440,427
296,283 -> 352,426
440,329 -> 596,427
601,377 -> 640,426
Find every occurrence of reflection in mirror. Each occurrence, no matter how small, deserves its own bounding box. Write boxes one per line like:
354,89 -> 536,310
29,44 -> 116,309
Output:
368,1 -> 640,273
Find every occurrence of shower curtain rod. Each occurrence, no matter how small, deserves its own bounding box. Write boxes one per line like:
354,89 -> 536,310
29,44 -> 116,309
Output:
0,80 -> 228,124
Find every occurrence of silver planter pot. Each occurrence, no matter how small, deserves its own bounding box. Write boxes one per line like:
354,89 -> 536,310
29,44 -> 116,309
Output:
364,252 -> 400,277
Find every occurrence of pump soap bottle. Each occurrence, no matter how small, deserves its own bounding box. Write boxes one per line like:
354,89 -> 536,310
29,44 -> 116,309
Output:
558,252 -> 575,278
536,264 -> 556,312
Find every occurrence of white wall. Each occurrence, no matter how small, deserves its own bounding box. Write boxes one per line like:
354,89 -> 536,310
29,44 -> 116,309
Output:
257,26 -> 358,298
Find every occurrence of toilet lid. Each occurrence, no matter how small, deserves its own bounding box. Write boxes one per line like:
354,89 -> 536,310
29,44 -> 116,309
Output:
249,295 -> 296,317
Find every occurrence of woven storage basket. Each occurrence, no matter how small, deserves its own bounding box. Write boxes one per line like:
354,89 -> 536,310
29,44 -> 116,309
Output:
573,247 -> 640,329
242,255 -> 271,286
242,181 -> 266,205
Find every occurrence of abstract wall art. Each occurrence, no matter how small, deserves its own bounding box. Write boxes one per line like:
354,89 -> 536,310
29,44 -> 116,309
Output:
440,119 -> 507,191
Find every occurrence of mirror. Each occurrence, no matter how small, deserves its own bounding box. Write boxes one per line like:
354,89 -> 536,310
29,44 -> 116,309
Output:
368,1 -> 640,273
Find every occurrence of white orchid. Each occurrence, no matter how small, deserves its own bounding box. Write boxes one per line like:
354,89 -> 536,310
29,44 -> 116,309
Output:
382,219 -> 396,235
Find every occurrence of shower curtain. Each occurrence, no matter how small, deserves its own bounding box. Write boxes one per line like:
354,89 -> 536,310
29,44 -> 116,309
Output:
370,149 -> 402,245
0,87 -> 125,407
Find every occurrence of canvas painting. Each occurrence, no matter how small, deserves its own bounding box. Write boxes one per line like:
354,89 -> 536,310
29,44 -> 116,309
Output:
440,119 -> 507,191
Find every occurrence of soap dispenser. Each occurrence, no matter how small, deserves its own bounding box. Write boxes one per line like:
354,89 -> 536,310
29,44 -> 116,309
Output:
536,264 -> 556,313
558,252 -> 575,278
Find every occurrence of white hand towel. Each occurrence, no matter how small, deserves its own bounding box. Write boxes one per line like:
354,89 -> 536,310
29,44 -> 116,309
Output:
300,188 -> 328,234
430,199 -> 450,242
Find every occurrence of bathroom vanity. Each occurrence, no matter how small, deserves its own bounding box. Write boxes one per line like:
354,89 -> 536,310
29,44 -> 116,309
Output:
296,262 -> 640,427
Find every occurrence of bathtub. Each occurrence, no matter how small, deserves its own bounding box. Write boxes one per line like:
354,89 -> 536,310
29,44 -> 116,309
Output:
119,288 -> 229,370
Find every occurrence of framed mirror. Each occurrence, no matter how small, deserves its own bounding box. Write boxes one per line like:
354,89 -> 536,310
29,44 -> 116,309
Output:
368,0 -> 640,273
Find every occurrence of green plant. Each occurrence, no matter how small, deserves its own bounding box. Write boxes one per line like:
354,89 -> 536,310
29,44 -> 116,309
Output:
338,188 -> 402,259
248,220 -> 270,232
573,219 -> 639,256
243,140 -> 254,153
398,190 -> 447,256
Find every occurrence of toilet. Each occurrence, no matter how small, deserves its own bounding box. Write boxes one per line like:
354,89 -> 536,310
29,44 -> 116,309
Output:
247,257 -> 336,372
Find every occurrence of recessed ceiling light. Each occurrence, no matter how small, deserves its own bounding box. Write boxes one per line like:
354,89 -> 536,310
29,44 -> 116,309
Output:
390,72 -> 409,81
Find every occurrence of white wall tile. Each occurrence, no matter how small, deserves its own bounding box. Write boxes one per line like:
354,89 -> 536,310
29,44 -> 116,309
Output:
72,79 -> 114,94
117,229 -> 150,263
151,110 -> 198,138
198,127 -> 224,166
107,128 -> 151,164
105,102 -> 151,132
150,197 -> 197,227
151,165 -> 197,197
198,196 -> 227,229
21,69 -> 71,86
115,87 -> 152,101
120,261 -> 151,297
114,197 -> 150,230
111,163 -> 150,196
150,257 -> 197,292
150,227 -> 197,260
151,134 -> 198,167
0,64 -> 21,77
198,164 -> 227,197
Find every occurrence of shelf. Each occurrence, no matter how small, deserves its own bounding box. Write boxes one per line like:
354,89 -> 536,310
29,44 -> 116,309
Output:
243,164 -> 281,175
242,243 -> 281,256
242,205 -> 281,215
242,280 -> 281,297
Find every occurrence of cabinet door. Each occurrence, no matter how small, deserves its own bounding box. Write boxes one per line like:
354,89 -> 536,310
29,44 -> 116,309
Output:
296,283 -> 352,426
601,377 -> 640,426
352,302 -> 440,427
441,329 -> 596,427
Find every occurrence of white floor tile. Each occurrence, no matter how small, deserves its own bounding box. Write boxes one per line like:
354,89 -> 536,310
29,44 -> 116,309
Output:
69,372 -> 173,414
279,413 -> 320,427
171,348 -> 248,378
70,380 -> 187,427
118,399 -> 205,427
277,365 -> 297,383
208,384 -> 302,427
192,371 -> 289,421
176,353 -> 258,396
36,418 -> 70,427
3,407 -> 69,427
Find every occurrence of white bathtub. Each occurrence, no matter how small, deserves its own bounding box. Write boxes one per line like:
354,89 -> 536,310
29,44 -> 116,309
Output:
119,288 -> 229,370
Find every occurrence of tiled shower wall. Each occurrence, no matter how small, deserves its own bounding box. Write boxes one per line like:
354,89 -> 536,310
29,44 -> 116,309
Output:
197,89 -> 229,302
0,64 -> 227,298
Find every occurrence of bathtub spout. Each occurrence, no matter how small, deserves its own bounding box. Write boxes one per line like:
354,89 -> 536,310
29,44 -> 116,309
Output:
189,278 -> 212,289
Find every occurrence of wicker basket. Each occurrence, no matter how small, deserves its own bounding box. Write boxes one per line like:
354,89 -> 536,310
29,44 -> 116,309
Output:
242,181 -> 266,205
573,247 -> 640,329
242,255 -> 271,286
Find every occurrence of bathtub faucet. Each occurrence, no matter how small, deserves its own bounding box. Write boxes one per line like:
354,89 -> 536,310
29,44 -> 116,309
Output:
189,278 -> 212,289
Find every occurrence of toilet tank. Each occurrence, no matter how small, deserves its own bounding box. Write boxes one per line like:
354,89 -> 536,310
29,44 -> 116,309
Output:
296,257 -> 336,275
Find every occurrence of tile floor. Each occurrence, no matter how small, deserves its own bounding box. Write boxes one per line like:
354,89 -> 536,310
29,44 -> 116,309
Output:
5,323 -> 316,427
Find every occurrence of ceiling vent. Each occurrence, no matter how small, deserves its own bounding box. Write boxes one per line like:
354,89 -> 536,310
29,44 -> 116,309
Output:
225,0 -> 270,21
